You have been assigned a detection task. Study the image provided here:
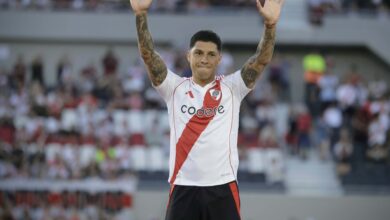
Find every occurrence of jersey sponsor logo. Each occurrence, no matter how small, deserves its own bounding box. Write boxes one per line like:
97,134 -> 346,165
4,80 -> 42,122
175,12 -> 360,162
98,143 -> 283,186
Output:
180,105 -> 225,118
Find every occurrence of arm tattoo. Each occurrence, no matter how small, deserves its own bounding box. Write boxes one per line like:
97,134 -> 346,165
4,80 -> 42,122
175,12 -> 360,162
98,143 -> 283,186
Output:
241,25 -> 276,88
136,13 -> 167,86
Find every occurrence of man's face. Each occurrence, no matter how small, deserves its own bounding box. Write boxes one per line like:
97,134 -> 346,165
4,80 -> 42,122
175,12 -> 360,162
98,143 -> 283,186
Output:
187,41 -> 221,85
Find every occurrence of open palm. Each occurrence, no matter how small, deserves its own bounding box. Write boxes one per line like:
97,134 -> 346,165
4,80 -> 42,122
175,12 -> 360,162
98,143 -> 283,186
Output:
257,0 -> 285,26
129,0 -> 153,14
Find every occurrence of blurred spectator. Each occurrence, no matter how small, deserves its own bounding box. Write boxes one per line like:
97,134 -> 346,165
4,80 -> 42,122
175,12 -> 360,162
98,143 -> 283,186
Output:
109,85 -> 129,109
102,48 -> 119,77
285,105 -> 299,155
56,55 -> 72,86
369,76 -> 388,99
34,0 -> 50,9
85,0 -> 99,10
9,87 -> 29,117
303,51 -> 326,117
54,0 -> 72,9
308,0 -> 325,25
318,57 -> 338,112
367,112 -> 389,161
351,108 -> 369,144
265,156 -> 284,184
335,80 -> 353,104
259,124 -> 279,148
12,55 -> 27,89
255,101 -> 275,128
30,82 -> 48,117
309,0 -> 390,20
296,104 -> 312,159
145,116 -> 164,147
128,92 -> 144,110
47,154 -> 70,179
315,116 -> 331,161
238,119 -> 260,149
234,0 -> 256,7
0,67 -> 9,92
341,67 -> 368,126
187,0 -> 210,12
30,55 -> 45,87
153,0 -> 178,12
123,60 -> 146,94
173,49 -> 190,76
334,128 -> 353,175
267,53 -> 290,101
0,203 -> 14,220
79,62 -> 98,93
323,102 -> 343,149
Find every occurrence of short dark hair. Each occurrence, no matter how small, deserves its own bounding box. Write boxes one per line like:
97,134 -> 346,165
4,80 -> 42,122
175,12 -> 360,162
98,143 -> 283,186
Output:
190,30 -> 222,52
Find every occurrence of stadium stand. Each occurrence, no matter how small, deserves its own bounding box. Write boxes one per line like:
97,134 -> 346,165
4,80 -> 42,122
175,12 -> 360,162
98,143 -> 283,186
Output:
0,1 -> 390,219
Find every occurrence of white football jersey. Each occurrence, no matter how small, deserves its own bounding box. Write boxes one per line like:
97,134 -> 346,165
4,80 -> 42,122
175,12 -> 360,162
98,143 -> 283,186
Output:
154,69 -> 251,186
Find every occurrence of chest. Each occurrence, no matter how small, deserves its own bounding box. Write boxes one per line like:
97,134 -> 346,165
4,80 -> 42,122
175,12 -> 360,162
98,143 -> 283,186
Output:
173,82 -> 233,120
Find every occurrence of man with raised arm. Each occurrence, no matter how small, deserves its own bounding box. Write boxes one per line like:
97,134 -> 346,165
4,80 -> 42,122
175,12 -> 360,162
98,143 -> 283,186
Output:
129,0 -> 284,219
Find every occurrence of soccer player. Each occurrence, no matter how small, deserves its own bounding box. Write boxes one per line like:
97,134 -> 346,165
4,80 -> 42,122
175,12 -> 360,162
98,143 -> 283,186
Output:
129,0 -> 284,219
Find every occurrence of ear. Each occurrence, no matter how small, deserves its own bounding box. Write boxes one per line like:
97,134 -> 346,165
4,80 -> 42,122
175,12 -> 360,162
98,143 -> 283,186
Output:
217,52 -> 222,64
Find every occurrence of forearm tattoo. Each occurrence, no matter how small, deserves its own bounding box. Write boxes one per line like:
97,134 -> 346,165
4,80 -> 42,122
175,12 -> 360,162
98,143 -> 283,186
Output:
136,13 -> 167,86
241,26 -> 276,88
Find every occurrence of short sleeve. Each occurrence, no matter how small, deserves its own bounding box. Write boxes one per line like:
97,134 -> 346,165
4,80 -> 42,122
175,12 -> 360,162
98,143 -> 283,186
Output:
153,69 -> 185,103
222,70 -> 253,101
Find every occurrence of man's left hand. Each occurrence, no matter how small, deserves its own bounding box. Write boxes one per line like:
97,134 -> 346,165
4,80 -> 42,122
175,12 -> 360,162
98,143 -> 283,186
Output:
256,0 -> 285,27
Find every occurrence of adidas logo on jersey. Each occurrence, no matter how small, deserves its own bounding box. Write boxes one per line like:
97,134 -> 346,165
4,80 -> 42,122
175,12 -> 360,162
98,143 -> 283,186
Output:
185,91 -> 194,98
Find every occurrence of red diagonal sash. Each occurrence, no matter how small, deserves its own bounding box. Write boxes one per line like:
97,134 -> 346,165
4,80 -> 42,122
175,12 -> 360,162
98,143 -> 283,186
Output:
170,80 -> 222,184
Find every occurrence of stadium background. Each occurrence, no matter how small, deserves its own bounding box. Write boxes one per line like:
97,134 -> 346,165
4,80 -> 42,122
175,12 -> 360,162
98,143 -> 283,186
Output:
0,0 -> 390,219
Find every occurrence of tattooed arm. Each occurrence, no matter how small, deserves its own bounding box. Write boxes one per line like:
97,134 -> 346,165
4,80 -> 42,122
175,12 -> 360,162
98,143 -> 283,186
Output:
136,12 -> 167,86
130,0 -> 167,86
241,25 -> 276,89
241,0 -> 284,88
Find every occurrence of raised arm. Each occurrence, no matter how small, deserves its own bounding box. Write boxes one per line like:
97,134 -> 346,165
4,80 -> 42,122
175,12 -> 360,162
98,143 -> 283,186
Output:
241,0 -> 284,88
130,0 -> 167,86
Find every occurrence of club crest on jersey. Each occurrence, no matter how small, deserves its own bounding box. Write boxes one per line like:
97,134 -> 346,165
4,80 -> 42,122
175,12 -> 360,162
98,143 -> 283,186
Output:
209,89 -> 221,101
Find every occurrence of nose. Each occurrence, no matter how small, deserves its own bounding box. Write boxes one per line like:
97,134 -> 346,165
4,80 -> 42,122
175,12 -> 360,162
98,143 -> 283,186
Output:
200,55 -> 208,64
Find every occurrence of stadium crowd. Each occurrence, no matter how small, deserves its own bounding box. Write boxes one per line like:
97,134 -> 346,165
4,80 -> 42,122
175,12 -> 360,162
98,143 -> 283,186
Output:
0,47 -> 289,219
1,1 -> 390,219
1,0 -> 390,14
308,0 -> 390,25
1,50 -> 390,219
0,46 -> 288,181
301,52 -> 390,175
1,48 -> 389,181
0,190 -> 133,220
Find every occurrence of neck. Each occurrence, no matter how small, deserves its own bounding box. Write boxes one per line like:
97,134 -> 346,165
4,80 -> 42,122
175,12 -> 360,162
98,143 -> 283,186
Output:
192,77 -> 215,87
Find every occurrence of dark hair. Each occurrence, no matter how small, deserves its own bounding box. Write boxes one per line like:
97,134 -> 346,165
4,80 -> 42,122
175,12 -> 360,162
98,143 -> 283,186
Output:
190,30 -> 222,52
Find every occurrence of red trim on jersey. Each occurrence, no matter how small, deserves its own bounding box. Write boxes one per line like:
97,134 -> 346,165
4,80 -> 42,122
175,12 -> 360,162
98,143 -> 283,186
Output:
166,184 -> 175,210
222,81 -> 237,179
229,182 -> 241,218
170,80 -> 222,184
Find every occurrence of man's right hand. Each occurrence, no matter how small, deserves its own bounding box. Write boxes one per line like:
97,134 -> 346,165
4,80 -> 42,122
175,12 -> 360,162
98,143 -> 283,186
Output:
129,0 -> 153,15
